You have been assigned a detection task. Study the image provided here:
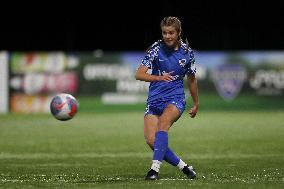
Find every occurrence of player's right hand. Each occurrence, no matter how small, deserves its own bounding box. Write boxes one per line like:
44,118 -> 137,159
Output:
159,71 -> 174,82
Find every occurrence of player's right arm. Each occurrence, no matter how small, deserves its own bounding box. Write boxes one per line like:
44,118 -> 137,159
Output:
136,41 -> 174,82
135,65 -> 174,82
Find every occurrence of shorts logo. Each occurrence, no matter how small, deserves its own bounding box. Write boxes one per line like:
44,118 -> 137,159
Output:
211,64 -> 247,101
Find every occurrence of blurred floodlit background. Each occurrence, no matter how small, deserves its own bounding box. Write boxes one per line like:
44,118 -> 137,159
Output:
0,49 -> 284,114
1,1 -> 283,114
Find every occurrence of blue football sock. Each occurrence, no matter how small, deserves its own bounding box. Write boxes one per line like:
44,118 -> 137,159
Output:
153,131 -> 168,161
164,147 -> 180,166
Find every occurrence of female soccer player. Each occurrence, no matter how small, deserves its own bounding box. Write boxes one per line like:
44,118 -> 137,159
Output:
135,16 -> 199,180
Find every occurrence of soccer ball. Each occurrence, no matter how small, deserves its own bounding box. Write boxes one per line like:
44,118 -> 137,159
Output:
50,93 -> 78,121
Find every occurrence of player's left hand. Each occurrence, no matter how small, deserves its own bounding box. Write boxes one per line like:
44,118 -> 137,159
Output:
189,105 -> 198,118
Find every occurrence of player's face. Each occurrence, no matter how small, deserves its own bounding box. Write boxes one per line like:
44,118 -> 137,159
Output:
161,26 -> 180,49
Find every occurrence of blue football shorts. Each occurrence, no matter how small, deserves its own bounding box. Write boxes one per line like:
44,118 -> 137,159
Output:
144,98 -> 186,116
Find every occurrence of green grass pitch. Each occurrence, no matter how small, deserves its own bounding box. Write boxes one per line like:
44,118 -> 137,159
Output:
0,110 -> 283,188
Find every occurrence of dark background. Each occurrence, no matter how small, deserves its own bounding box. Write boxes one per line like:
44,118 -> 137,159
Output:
1,0 -> 283,51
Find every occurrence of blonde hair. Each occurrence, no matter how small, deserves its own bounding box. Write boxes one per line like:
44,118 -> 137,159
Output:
146,17 -> 191,52
160,16 -> 182,39
160,16 -> 191,50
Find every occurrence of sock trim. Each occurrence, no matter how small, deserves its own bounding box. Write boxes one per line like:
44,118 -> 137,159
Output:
177,159 -> 187,170
151,160 -> 162,172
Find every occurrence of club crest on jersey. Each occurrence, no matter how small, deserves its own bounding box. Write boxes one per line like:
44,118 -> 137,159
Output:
211,64 -> 247,101
178,59 -> 186,67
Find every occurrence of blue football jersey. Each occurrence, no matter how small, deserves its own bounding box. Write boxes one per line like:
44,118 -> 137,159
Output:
141,40 -> 196,103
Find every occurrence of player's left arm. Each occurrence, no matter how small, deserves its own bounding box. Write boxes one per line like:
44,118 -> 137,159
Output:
187,74 -> 199,118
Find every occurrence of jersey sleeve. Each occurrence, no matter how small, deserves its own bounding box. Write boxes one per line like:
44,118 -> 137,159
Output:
186,50 -> 197,75
141,41 -> 160,69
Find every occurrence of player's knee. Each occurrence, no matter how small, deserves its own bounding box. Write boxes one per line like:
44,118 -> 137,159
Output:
158,119 -> 171,131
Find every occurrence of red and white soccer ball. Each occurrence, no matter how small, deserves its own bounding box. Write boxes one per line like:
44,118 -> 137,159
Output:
50,93 -> 78,121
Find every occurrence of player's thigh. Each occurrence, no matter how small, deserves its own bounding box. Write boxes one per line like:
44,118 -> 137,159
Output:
158,104 -> 181,131
144,114 -> 159,146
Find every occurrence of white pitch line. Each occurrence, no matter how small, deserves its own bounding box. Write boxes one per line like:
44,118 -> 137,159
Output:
159,178 -> 190,181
